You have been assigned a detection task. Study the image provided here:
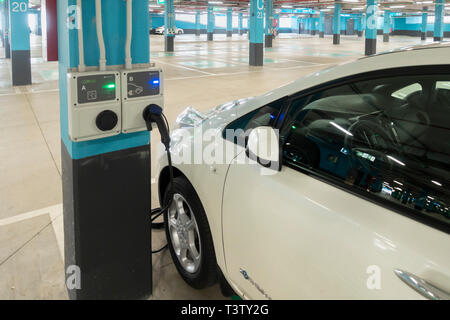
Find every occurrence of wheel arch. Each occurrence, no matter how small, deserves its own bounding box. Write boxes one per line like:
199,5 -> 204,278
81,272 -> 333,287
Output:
158,165 -> 187,205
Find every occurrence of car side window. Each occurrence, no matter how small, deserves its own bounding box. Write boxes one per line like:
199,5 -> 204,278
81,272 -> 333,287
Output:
391,83 -> 422,100
282,74 -> 450,228
223,98 -> 285,146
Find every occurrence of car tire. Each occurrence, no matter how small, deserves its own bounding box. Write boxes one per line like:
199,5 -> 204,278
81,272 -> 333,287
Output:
163,176 -> 218,289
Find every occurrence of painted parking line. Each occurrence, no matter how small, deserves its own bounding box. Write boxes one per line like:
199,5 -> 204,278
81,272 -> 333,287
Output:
152,59 -> 216,75
0,204 -> 64,260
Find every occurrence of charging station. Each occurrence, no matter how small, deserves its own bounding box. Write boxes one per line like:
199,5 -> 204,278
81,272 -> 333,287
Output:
58,0 -> 163,299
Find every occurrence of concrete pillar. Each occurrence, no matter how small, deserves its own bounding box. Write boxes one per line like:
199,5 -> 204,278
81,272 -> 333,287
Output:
2,0 -> 10,58
421,7 -> 428,40
319,11 -> 325,38
195,11 -> 201,36
383,10 -> 391,42
249,0 -> 264,66
264,0 -> 273,47
238,12 -> 243,35
58,0 -> 152,300
365,0 -> 378,56
10,0 -> 31,85
434,0 -> 444,41
226,8 -> 232,37
333,3 -> 341,44
207,5 -> 214,41
164,0 -> 175,51
41,0 -> 58,62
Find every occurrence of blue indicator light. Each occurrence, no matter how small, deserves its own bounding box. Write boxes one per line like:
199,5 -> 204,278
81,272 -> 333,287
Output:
152,79 -> 160,85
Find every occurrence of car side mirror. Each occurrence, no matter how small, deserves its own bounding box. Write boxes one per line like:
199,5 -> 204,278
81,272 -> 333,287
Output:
246,126 -> 282,171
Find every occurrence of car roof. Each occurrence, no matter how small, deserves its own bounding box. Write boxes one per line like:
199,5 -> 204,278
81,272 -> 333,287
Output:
283,42 -> 450,96
360,41 -> 450,59
236,43 -> 450,117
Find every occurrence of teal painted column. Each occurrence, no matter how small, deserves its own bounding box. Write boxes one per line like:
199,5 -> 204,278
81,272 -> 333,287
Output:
340,15 -> 346,35
354,14 -> 360,36
333,3 -> 341,44
358,13 -> 364,37
383,10 -> 391,42
421,7 -> 428,40
264,0 -> 273,47
238,12 -> 243,35
249,0 -> 264,66
434,0 -> 444,41
195,11 -> 201,36
207,5 -> 214,41
226,8 -> 232,37
9,0 -> 31,85
164,0 -> 175,51
365,0 -> 378,56
319,11 -> 325,38
312,17 -> 318,36
58,0 -> 152,299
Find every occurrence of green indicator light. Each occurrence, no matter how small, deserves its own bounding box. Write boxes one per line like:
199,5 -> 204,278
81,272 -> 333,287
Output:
103,83 -> 115,89
292,125 -> 297,130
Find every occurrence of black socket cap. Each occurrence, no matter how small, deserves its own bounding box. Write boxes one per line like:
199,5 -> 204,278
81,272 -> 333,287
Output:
96,110 -> 118,132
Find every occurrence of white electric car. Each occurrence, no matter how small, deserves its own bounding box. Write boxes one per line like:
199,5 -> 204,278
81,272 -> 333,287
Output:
155,26 -> 184,35
156,43 -> 450,300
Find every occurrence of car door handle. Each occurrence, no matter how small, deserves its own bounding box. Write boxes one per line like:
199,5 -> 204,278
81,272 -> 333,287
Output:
394,269 -> 450,300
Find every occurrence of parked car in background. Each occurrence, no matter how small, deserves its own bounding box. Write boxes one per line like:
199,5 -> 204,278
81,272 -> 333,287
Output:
154,26 -> 184,35
157,43 -> 450,300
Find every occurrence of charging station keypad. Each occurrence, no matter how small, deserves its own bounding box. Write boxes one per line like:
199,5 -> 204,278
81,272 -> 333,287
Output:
127,71 -> 160,98
77,74 -> 117,104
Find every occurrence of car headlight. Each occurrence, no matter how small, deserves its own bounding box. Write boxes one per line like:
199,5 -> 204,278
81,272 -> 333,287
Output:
173,106 -> 207,130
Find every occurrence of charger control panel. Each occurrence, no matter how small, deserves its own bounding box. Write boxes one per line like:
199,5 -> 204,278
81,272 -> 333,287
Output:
67,71 -> 121,142
121,67 -> 164,133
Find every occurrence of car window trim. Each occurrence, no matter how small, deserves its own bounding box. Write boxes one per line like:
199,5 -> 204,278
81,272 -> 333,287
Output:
275,64 -> 450,132
278,65 -> 450,235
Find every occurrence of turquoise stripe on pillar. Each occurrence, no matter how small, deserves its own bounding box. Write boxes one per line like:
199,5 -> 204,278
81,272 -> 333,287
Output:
164,0 -> 175,37
207,5 -> 214,33
365,0 -> 378,40
434,0 -> 444,41
340,15 -> 346,33
319,11 -> 325,33
249,0 -> 264,66
9,0 -> 30,51
421,9 -> 428,34
226,8 -> 232,34
195,11 -> 200,32
383,10 -> 391,34
249,0 -> 264,44
333,4 -> 341,35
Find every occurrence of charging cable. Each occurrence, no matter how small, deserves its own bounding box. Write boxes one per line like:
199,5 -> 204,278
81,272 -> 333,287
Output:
142,104 -> 174,254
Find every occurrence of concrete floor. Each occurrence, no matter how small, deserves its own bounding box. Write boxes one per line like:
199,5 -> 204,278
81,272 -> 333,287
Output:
0,33 -> 432,299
